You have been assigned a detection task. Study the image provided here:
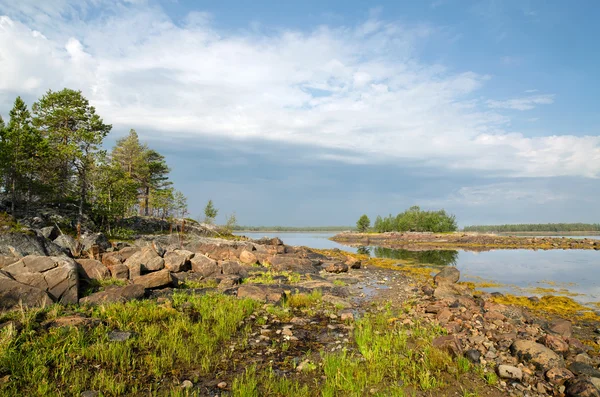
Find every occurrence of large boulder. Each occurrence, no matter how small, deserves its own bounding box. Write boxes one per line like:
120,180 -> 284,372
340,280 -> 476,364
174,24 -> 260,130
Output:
101,251 -> 123,267
190,254 -> 219,277
0,272 -> 53,310
39,226 -> 59,241
80,233 -> 112,253
0,232 -> 69,257
124,247 -> 160,274
80,284 -> 145,305
510,339 -> 564,371
108,264 -> 129,280
164,251 -> 190,273
2,255 -> 78,304
239,250 -> 258,265
220,261 -> 248,278
133,269 -> 173,289
53,235 -> 78,255
269,254 -> 318,274
434,267 -> 460,285
76,259 -> 110,280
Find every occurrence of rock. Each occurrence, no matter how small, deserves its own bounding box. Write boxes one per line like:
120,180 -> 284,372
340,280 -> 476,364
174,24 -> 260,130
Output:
434,267 -> 460,285
543,334 -> 570,355
324,262 -> 349,273
108,264 -> 129,280
321,294 -> 352,308
550,319 -> 573,338
118,246 -> 140,261
237,285 -> 284,303
108,331 -> 131,342
124,247 -> 160,273
3,255 -> 78,304
498,365 -> 523,380
151,240 -> 166,257
270,254 -> 317,274
133,269 -> 173,289
221,261 -> 248,278
181,380 -> 193,389
340,311 -> 354,321
217,381 -> 227,390
568,362 -> 600,378
163,251 -> 189,273
345,256 -> 362,269
43,315 -> 99,329
239,250 -> 258,265
433,283 -> 461,299
53,234 -> 78,255
80,284 -> 145,304
101,252 -> 123,267
565,377 -> 600,397
0,232 -> 69,257
510,339 -> 564,371
465,349 -> 481,364
0,272 -> 53,310
190,254 -> 219,277
76,259 -> 110,280
81,391 -> 99,397
39,226 -> 59,240
217,275 -> 241,288
144,257 -> 165,272
80,233 -> 111,253
0,256 -> 18,269
546,367 -> 575,385
576,354 -> 595,365
432,335 -> 462,357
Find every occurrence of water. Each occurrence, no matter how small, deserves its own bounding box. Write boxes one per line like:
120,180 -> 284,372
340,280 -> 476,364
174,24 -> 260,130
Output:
237,232 -> 600,303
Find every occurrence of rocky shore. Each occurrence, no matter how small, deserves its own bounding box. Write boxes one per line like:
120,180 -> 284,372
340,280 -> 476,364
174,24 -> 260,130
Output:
0,228 -> 599,396
331,231 -> 600,251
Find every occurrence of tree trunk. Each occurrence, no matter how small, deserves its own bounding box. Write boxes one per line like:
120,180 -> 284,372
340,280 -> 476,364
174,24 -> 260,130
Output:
78,167 -> 86,231
144,185 -> 149,216
10,176 -> 15,215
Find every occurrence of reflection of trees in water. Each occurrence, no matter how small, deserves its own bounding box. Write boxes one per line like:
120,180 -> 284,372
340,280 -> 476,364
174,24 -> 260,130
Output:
357,246 -> 371,256
372,247 -> 458,267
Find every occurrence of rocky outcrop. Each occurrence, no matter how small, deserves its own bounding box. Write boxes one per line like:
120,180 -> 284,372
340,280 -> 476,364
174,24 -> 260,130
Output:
80,233 -> 111,253
2,255 -> 78,304
0,272 -> 53,309
0,232 -> 69,257
76,259 -> 110,280
269,254 -> 317,274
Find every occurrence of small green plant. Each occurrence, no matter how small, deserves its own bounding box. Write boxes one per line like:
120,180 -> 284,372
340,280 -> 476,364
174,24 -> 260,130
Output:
333,280 -> 347,287
179,279 -> 219,289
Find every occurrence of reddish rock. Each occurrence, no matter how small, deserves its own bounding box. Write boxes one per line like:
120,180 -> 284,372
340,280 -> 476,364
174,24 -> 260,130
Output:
434,267 -> 460,285
345,256 -> 361,269
546,367 -> 575,385
191,254 -> 219,277
108,264 -> 129,280
133,269 -> 173,289
237,285 -> 284,303
270,254 -> 317,274
543,334 -> 570,355
510,339 -> 564,371
324,262 -> 349,274
80,284 -> 145,305
163,251 -> 189,273
220,261 -> 248,277
239,250 -> 258,265
565,377 -> 600,397
436,308 -> 453,325
76,259 -> 110,280
101,252 -> 123,267
432,335 -> 463,357
550,319 -> 573,338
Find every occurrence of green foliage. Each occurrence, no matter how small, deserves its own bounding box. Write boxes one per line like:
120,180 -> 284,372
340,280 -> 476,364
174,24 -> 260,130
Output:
371,206 -> 458,233
223,212 -> 238,233
204,199 -> 218,223
463,223 -> 600,233
356,214 -> 370,232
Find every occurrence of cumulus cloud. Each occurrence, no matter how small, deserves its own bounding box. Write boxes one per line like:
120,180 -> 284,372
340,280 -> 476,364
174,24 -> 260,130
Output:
0,0 -> 599,179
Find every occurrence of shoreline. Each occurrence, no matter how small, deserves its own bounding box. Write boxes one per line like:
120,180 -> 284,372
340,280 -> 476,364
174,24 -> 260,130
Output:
331,231 -> 600,251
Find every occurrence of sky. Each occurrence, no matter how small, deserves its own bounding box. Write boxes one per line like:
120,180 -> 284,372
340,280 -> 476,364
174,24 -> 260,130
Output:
0,0 -> 598,226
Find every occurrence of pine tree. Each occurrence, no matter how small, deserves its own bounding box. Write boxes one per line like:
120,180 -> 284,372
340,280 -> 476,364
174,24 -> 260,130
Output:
203,200 -> 218,223
139,149 -> 171,216
356,214 -> 370,232
32,89 -> 111,227
112,129 -> 146,177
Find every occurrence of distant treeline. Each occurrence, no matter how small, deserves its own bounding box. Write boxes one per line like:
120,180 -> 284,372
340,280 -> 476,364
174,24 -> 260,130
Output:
463,223 -> 600,233
234,226 -> 351,232
358,206 -> 458,233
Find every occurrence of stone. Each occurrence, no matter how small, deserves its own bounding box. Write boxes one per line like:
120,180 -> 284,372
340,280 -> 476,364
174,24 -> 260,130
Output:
498,365 -> 523,380
436,308 -> 453,324
133,269 -> 173,289
576,354 -> 595,365
81,391 -> 99,397
217,382 -> 227,390
324,262 -> 349,273
163,251 -> 189,273
0,272 -> 53,310
565,377 -> 600,397
181,380 -> 193,389
510,339 -> 564,371
3,255 -> 78,304
80,233 -> 111,253
434,267 -> 460,285
237,285 -> 284,303
550,319 -> 573,338
239,250 -> 258,265
190,254 -> 219,277
0,256 -> 19,269
144,257 -> 165,272
108,264 -> 129,280
108,331 -> 131,342
433,283 -> 461,299
321,294 -> 352,308
546,367 -> 575,385
568,362 -> 600,378
101,252 -> 123,267
465,349 -> 481,364
432,335 -> 462,357
217,275 -> 241,288
118,246 -> 140,261
221,261 -> 248,277
544,334 -> 570,355
151,240 -> 166,257
80,284 -> 145,305
174,249 -> 194,261
53,235 -> 78,255
124,247 -> 160,273
269,254 -> 317,274
340,311 -> 354,321
345,256 -> 362,269
43,315 -> 99,329
76,259 -> 110,280
39,226 -> 59,240
0,232 -> 68,257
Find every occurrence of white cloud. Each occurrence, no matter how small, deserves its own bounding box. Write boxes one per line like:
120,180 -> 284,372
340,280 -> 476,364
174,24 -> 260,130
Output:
0,1 -> 598,179
486,94 -> 554,111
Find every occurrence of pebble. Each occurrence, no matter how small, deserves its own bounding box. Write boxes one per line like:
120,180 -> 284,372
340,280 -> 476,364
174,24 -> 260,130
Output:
181,380 -> 193,389
108,331 -> 131,342
217,382 -> 227,389
498,365 -> 523,380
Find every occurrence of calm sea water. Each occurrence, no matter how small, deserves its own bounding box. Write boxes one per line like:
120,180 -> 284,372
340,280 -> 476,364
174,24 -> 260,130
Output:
238,232 -> 600,303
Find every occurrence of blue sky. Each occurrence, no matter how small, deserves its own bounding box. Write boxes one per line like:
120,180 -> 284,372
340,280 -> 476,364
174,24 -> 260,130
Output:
0,0 -> 598,226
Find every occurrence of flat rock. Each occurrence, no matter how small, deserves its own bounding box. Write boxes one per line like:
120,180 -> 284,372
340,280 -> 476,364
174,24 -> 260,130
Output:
270,254 -> 317,274
163,251 -> 189,273
237,285 -> 284,303
190,254 -> 219,277
108,331 -> 132,342
498,365 -> 523,380
133,269 -> 173,289
0,272 -> 52,310
569,362 -> 600,378
80,284 -> 145,305
108,264 -> 129,280
144,256 -> 165,272
510,339 -> 564,371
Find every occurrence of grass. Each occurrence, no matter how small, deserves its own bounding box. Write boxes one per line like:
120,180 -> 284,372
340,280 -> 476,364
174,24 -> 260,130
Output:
244,270 -> 302,285
81,278 -> 128,296
178,279 -> 219,289
0,292 -> 258,396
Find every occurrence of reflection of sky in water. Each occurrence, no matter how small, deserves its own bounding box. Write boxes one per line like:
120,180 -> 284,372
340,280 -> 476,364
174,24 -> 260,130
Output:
237,232 -> 600,304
